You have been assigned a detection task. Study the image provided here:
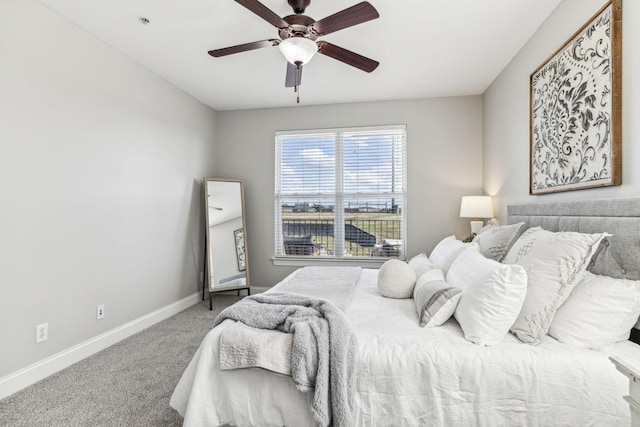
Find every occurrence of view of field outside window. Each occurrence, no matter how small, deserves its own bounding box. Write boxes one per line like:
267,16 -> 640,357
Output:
276,126 -> 406,258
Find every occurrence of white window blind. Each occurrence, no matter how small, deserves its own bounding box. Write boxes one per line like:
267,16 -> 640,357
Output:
275,125 -> 407,259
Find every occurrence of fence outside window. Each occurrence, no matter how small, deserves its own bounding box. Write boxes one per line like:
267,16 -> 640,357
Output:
281,217 -> 402,258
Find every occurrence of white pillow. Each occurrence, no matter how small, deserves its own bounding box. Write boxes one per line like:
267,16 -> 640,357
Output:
377,259 -> 417,299
429,236 -> 479,274
449,247 -> 527,346
503,227 -> 609,344
472,222 -> 525,262
548,271 -> 640,350
413,269 -> 461,327
407,253 -> 436,278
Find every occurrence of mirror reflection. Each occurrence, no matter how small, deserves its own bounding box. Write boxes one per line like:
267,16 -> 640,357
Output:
205,179 -> 250,297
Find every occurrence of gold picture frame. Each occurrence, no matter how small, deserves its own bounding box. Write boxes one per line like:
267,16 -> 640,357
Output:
529,0 -> 622,195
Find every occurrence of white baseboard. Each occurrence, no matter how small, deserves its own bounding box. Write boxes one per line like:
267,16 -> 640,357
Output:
0,292 -> 201,400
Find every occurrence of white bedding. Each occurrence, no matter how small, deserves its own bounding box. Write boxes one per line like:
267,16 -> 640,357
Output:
171,268 -> 638,427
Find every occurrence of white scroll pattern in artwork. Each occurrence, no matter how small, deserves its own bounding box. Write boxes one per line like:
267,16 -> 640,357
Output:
530,5 -> 612,193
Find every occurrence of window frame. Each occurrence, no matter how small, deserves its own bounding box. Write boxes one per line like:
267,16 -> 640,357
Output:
272,124 -> 407,267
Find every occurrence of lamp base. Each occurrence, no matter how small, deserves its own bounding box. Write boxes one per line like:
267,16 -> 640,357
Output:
470,221 -> 484,234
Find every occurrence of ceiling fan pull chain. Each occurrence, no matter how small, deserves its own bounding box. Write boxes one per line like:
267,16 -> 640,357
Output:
294,85 -> 300,104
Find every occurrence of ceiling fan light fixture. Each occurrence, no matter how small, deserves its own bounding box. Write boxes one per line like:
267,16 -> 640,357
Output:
278,37 -> 318,66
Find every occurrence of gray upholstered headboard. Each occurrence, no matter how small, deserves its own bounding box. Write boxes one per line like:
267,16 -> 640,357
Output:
507,197 -> 640,281
507,197 -> 640,341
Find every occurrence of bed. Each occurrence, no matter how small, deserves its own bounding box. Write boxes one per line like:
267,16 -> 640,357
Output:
170,197 -> 640,427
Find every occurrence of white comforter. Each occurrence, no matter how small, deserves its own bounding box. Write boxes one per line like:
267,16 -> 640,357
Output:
171,268 -> 637,427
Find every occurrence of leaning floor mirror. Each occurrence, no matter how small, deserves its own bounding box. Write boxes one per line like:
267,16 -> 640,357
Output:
204,178 -> 250,309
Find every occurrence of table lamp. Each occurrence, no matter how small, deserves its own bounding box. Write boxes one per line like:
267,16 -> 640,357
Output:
460,196 -> 494,234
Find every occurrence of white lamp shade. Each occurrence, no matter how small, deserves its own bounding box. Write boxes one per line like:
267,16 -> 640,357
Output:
278,37 -> 318,66
459,196 -> 494,219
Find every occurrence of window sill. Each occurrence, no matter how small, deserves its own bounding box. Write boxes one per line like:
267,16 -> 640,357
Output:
271,256 -> 392,268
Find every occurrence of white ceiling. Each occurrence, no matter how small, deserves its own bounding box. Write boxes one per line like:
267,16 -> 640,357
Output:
38,0 -> 561,111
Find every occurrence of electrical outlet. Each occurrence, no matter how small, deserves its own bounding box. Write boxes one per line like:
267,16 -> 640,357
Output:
96,304 -> 105,320
36,323 -> 48,344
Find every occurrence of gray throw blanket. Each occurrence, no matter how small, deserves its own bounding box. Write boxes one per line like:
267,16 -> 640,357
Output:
213,292 -> 357,427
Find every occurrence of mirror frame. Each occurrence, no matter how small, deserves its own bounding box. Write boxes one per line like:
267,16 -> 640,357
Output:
204,178 -> 250,294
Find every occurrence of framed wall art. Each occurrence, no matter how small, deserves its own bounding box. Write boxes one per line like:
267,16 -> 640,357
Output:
530,0 -> 622,195
234,228 -> 246,271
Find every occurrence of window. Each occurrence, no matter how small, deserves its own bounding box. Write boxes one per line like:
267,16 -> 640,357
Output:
275,125 -> 407,260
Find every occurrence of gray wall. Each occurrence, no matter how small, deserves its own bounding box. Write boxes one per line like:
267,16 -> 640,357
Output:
0,1 -> 217,376
484,0 -> 640,221
216,97 -> 483,287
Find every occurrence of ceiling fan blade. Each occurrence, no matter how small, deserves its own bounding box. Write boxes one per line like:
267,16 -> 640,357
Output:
285,62 -> 303,87
317,41 -> 379,73
208,39 -> 278,57
311,1 -> 379,36
235,0 -> 289,29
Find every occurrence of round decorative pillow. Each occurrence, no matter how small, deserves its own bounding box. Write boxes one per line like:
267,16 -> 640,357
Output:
377,259 -> 417,299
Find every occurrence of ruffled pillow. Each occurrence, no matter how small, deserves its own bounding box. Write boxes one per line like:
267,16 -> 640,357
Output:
503,227 -> 609,344
472,222 -> 525,262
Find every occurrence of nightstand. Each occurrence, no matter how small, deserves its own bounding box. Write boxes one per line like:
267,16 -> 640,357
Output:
611,355 -> 640,427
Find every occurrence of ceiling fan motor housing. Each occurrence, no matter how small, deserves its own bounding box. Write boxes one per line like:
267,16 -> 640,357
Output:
288,0 -> 311,14
279,14 -> 317,40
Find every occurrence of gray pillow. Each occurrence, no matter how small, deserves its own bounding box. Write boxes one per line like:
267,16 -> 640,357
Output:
472,222 -> 525,262
413,269 -> 462,327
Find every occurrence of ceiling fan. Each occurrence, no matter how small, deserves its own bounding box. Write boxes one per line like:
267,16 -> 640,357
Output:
208,0 -> 380,98
207,196 -> 223,210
